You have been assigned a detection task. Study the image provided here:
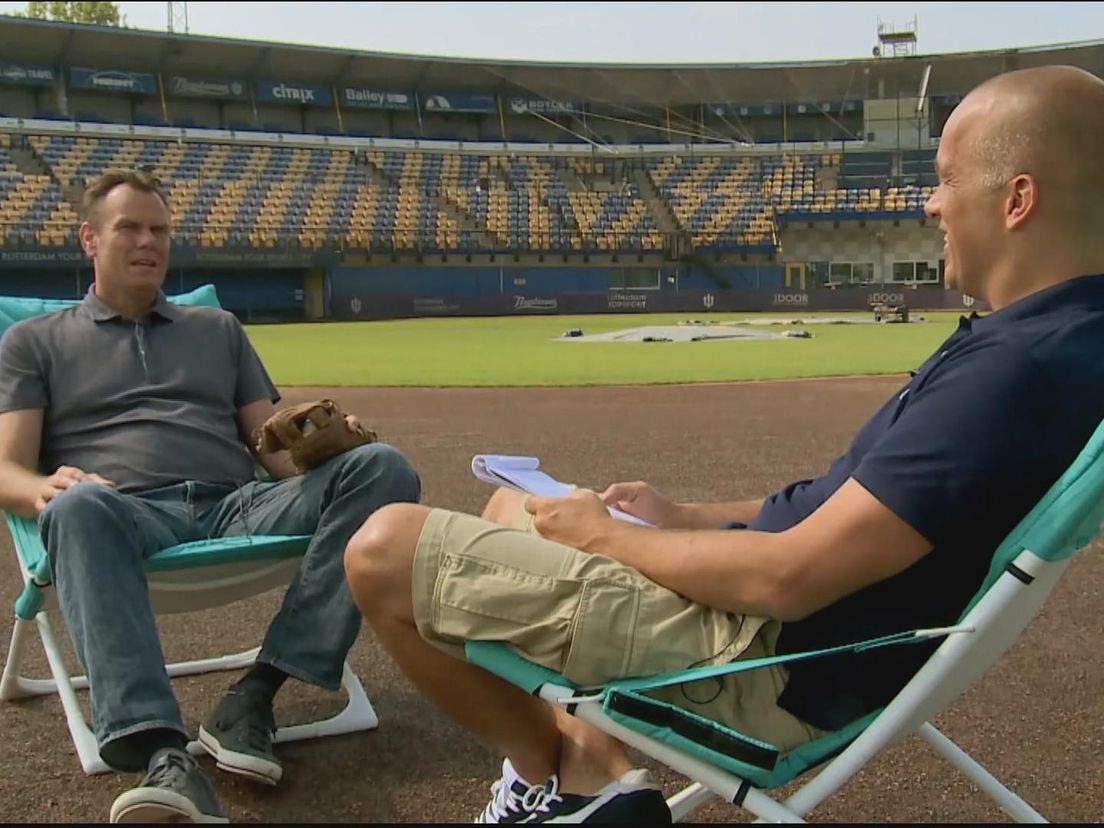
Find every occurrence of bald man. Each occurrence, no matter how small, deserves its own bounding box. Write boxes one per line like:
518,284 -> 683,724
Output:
344,66 -> 1104,824
934,66 -> 1104,300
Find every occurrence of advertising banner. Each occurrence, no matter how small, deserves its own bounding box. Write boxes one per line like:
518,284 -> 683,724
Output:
420,92 -> 497,114
0,62 -> 55,87
0,250 -> 85,267
506,96 -> 578,115
331,286 -> 984,321
0,246 -> 339,269
341,87 -> 414,111
168,74 -> 247,100
70,67 -> 157,95
255,80 -> 333,107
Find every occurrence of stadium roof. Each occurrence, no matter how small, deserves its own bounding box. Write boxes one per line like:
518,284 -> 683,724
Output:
2,15 -> 1102,105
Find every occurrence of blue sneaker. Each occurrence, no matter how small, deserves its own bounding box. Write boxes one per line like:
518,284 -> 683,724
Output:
476,761 -> 671,823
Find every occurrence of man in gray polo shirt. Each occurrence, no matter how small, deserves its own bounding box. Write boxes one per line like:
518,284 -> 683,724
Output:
0,171 -> 422,823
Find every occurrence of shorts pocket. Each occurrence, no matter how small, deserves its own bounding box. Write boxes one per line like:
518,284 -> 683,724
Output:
561,578 -> 642,686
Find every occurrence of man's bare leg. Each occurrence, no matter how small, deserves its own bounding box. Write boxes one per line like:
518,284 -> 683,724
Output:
481,486 -> 637,790
480,486 -> 528,525
344,501 -> 633,793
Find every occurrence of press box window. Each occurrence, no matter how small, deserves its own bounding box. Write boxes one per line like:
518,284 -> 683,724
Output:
829,262 -> 875,285
892,261 -> 941,284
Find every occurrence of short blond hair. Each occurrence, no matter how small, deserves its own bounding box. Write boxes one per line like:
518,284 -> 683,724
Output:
81,170 -> 170,225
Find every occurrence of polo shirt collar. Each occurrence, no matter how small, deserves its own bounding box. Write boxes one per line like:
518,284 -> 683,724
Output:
80,286 -> 181,323
971,272 -> 1104,333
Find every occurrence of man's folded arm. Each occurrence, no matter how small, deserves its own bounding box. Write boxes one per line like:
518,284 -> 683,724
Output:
675,498 -> 766,529
236,398 -> 298,481
583,478 -> 932,622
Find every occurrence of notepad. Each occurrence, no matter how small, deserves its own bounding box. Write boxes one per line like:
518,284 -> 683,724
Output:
471,454 -> 653,526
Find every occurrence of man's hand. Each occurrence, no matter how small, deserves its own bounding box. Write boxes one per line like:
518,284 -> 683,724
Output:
525,489 -> 620,551
601,481 -> 682,527
36,465 -> 115,513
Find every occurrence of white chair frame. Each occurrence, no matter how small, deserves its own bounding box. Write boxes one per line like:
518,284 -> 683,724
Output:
529,549 -> 1062,823
1,553 -> 378,775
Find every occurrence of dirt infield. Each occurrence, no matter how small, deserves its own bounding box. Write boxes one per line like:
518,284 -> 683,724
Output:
1,377 -> 1100,823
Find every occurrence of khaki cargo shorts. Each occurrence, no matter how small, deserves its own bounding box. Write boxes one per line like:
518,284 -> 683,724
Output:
411,502 -> 827,752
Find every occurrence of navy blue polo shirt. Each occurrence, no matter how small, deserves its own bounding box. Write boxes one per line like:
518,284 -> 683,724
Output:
752,273 -> 1104,731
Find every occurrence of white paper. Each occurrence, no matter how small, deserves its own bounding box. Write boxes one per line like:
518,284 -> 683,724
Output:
471,454 -> 653,526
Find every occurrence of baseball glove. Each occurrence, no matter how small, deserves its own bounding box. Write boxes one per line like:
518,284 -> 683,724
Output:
255,399 -> 377,473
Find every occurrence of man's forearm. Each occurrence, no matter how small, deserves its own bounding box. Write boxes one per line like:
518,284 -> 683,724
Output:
675,498 -> 765,529
583,519 -> 796,619
0,461 -> 46,518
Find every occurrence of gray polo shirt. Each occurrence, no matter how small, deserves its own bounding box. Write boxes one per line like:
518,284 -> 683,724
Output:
0,288 -> 279,492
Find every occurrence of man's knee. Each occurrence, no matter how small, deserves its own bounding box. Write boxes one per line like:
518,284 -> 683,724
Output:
39,483 -> 140,572
344,502 -> 428,614
482,487 -> 527,526
40,482 -> 127,533
335,442 -> 422,504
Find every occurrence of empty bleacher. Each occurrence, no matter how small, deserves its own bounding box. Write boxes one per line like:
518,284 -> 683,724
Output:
1,134 -> 76,247
4,132 -> 938,253
773,151 -> 930,216
649,155 -> 780,247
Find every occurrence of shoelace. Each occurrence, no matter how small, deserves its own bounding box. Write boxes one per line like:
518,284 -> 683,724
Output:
478,775 -> 564,823
146,751 -> 192,788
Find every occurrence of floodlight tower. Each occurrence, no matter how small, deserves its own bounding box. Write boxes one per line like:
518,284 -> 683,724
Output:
168,2 -> 189,33
873,16 -> 918,58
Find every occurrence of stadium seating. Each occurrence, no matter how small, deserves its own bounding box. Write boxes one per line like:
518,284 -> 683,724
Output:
5,132 -> 937,253
649,155 -> 779,247
0,136 -> 75,248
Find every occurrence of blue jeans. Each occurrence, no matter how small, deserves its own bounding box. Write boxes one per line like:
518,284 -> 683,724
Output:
37,443 -> 421,772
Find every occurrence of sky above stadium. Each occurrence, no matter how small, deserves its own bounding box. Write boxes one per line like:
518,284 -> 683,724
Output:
0,1 -> 1102,63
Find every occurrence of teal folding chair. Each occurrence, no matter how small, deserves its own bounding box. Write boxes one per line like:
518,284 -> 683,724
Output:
0,286 -> 379,774
467,416 -> 1104,823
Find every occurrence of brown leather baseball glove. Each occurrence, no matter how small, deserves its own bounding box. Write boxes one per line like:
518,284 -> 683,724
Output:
255,399 -> 377,473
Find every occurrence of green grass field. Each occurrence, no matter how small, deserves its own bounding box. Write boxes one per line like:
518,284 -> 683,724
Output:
245,311 -> 963,387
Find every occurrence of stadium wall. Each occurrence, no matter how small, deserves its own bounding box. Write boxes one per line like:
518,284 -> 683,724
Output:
778,218 -> 943,286
326,264 -> 785,300
330,283 -> 980,321
0,267 -> 305,322
170,268 -> 304,321
5,260 -> 964,324
0,268 -> 89,298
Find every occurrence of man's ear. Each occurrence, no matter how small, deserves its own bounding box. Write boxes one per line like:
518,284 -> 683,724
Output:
77,222 -> 97,258
1004,173 -> 1038,231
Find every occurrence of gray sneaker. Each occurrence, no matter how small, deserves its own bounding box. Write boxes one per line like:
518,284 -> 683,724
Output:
198,688 -> 282,784
110,747 -> 228,823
